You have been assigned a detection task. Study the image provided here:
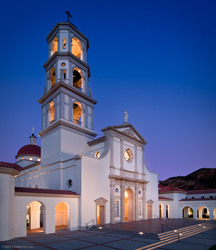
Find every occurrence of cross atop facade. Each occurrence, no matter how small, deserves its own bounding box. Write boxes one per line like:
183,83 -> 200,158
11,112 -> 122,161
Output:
65,11 -> 72,22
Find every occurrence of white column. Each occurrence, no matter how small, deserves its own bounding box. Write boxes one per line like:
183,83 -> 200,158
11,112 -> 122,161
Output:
209,209 -> 214,220
44,208 -> 55,234
142,184 -> 147,220
135,183 -> 139,221
110,179 -> 115,224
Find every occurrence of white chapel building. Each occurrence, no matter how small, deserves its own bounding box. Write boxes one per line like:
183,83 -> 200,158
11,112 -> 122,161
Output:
0,21 -> 158,241
0,20 -> 215,242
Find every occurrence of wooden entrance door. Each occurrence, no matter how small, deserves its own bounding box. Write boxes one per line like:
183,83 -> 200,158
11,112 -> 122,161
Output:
147,204 -> 152,219
99,206 -> 105,225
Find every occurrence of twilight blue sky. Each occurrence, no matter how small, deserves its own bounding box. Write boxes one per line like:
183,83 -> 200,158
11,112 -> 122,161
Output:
0,0 -> 215,180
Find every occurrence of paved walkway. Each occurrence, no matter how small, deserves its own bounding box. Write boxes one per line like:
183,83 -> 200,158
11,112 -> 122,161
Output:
0,219 -> 216,249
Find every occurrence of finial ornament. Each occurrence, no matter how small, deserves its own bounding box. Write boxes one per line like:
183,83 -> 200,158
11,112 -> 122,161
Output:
65,11 -> 72,22
32,127 -> 34,135
124,110 -> 128,123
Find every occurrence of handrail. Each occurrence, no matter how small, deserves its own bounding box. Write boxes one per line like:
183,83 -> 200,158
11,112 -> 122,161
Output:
161,223 -> 182,242
85,219 -> 94,228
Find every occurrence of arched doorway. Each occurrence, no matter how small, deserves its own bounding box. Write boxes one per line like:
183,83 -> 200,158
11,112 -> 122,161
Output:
213,208 -> 216,220
55,202 -> 69,230
182,206 -> 193,218
166,204 -> 169,218
159,204 -> 163,218
27,201 -> 45,234
147,201 -> 153,219
124,189 -> 134,221
197,206 -> 209,219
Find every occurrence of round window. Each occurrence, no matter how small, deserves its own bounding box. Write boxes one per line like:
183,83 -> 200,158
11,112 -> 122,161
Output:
124,148 -> 133,162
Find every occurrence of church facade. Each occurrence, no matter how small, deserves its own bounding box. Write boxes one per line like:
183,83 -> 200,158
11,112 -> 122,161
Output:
0,21 -> 215,242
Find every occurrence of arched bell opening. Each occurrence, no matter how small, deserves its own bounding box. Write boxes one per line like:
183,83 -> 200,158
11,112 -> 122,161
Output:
73,101 -> 83,126
49,67 -> 55,87
71,37 -> 82,59
48,101 -> 55,124
73,68 -> 83,91
51,37 -> 58,56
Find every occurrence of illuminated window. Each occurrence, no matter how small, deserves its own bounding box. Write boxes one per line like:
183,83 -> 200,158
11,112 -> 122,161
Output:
51,37 -> 58,56
29,157 -> 33,161
38,158 -> 41,162
71,37 -> 82,59
48,101 -> 55,123
21,157 -> 24,160
73,68 -> 82,90
63,37 -> 66,49
95,151 -> 100,159
73,102 -> 82,125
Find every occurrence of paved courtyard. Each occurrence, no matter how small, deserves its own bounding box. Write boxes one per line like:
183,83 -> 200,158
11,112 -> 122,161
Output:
0,219 -> 216,250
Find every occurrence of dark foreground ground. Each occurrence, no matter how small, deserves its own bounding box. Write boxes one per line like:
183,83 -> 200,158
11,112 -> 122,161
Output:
1,219 -> 216,250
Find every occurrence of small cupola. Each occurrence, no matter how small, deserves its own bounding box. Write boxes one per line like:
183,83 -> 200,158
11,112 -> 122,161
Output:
29,128 -> 37,145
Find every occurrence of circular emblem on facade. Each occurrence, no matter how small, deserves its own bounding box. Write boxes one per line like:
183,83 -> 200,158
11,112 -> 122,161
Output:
115,188 -> 119,193
124,148 -> 133,162
67,179 -> 73,187
61,62 -> 66,66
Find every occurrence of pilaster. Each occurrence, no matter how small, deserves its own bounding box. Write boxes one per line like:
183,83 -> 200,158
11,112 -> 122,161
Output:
120,180 -> 125,222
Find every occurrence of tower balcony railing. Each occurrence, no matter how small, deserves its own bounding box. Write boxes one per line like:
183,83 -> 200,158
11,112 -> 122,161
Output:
73,119 -> 83,126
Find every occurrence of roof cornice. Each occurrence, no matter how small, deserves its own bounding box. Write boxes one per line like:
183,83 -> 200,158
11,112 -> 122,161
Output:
88,136 -> 107,146
46,22 -> 89,49
43,51 -> 90,70
39,119 -> 97,137
38,81 -> 97,105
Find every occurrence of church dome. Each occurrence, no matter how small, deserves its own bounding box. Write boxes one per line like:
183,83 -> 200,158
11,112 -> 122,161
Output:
16,144 -> 41,158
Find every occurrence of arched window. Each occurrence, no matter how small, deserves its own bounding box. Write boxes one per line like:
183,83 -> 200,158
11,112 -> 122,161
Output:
49,67 -> 55,87
62,37 -> 66,49
73,102 -> 82,125
48,101 -> 55,124
73,68 -> 83,91
71,37 -> 82,59
51,37 -> 58,56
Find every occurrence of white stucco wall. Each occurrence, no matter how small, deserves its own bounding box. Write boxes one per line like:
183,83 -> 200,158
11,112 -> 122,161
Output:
80,154 -> 110,226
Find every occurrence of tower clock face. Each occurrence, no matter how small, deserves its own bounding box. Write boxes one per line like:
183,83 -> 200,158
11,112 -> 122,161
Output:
124,148 -> 133,162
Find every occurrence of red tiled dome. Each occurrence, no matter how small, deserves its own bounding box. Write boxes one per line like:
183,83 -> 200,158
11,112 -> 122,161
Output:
16,144 -> 41,158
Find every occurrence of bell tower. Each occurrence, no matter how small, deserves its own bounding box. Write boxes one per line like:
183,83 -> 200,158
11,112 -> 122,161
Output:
39,21 -> 97,166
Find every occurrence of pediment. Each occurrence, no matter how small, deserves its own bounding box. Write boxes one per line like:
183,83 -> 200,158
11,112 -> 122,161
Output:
94,197 -> 108,205
115,125 -> 146,143
102,124 -> 147,144
147,199 -> 154,204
